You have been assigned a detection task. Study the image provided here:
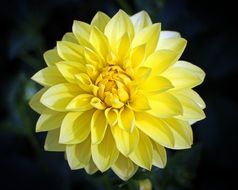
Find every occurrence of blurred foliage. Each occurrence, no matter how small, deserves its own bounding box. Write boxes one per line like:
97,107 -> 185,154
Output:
0,0 -> 238,189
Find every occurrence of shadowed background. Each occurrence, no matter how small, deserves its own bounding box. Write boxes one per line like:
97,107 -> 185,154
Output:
0,0 -> 237,189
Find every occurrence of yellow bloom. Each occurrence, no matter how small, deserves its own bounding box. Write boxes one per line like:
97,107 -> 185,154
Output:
29,10 -> 205,180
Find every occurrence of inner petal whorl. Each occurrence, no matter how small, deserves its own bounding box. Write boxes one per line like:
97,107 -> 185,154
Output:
94,65 -> 131,109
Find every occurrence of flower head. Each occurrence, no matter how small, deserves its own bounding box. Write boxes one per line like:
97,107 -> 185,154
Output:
30,10 -> 205,180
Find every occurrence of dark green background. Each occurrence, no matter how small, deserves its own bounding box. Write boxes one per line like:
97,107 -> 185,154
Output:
0,0 -> 237,189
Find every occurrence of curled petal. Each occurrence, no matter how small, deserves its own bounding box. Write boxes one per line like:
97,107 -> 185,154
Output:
75,73 -> 93,92
159,31 -> 181,39
66,136 -> 91,169
89,27 -> 109,60
143,50 -> 179,75
66,94 -> 93,111
105,10 -> 134,46
90,97 -> 106,110
85,158 -> 98,174
176,89 -> 206,109
129,131 -> 153,170
162,61 -> 205,90
91,110 -> 108,144
163,118 -> 193,149
141,76 -> 174,95
91,128 -> 119,172
72,21 -> 92,47
41,83 -> 81,111
118,106 -> 135,132
43,49 -> 63,66
112,154 -> 138,181
130,44 -> 146,68
31,66 -> 66,87
148,92 -> 183,118
135,112 -> 174,148
105,108 -> 118,126
172,92 -> 205,122
152,142 -> 167,168
56,62 -> 81,83
59,110 -> 94,144
111,125 -> 139,156
157,38 -> 187,57
44,129 -> 65,152
129,93 -> 151,112
132,23 -> 160,56
91,11 -> 110,32
57,41 -> 84,62
29,88 -> 48,114
130,11 -> 152,32
62,32 -> 78,43
36,110 -> 66,132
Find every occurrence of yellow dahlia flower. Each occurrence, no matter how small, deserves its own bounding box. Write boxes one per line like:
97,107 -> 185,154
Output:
29,10 -> 205,180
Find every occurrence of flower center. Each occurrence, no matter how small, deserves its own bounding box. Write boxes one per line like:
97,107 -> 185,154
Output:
95,66 -> 131,109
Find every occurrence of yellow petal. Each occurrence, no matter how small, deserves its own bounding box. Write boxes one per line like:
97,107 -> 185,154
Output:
40,83 -> 81,111
157,38 -> 187,57
105,10 -> 134,46
75,73 -> 93,92
89,27 -> 109,60
44,128 -> 65,151
112,154 -> 138,181
105,108 -> 118,126
130,44 -> 146,68
129,93 -> 151,112
31,66 -> 66,87
129,131 -> 153,170
66,136 -> 91,169
85,64 -> 98,81
130,11 -> 152,32
148,92 -> 183,118
104,92 -> 124,109
90,97 -> 106,110
85,158 -> 98,174
141,76 -> 173,94
111,125 -> 139,156
176,89 -> 206,109
118,106 -> 135,132
62,61 -> 86,71
91,11 -> 110,31
117,33 -> 130,61
72,21 -> 92,47
66,94 -> 93,111
29,88 -> 48,114
91,110 -> 108,144
172,92 -> 206,121
151,141 -> 167,168
132,23 -> 160,56
84,47 -> 103,68
159,31 -> 181,39
91,128 -> 119,172
56,62 -> 80,83
36,110 -> 66,132
173,61 -> 205,81
143,50 -> 179,75
134,66 -> 151,82
116,81 -> 129,102
57,41 -> 84,62
62,32 -> 78,43
43,49 -> 63,66
164,118 -> 193,149
59,110 -> 94,144
135,112 -> 174,148
162,61 -> 205,90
